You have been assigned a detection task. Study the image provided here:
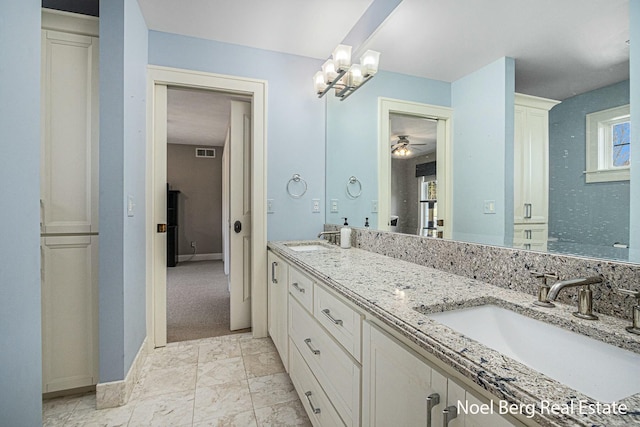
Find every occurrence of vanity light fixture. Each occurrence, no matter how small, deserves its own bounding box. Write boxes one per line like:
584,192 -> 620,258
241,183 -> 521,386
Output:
313,44 -> 380,101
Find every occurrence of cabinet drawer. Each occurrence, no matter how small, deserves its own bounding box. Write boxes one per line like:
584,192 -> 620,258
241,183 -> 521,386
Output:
290,297 -> 360,427
314,284 -> 362,361
289,266 -> 314,312
289,338 -> 346,427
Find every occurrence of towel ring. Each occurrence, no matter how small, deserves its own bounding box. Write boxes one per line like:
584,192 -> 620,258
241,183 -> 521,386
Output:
287,173 -> 308,199
346,176 -> 362,199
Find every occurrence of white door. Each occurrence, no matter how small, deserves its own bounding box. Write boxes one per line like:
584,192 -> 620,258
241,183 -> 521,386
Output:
229,100 -> 252,330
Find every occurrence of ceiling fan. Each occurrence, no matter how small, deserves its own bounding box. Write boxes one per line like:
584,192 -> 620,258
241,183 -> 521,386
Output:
391,135 -> 426,156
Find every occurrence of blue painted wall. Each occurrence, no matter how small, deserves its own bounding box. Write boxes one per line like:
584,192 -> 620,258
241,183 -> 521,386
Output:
630,0 -> 640,263
0,2 -> 43,425
99,0 -> 148,382
548,81 -> 630,246
451,57 -> 515,246
325,70 -> 451,227
148,31 -> 326,241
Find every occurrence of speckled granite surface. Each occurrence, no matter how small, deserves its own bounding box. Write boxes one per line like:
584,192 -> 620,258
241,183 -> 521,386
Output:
268,240 -> 640,427
325,226 -> 640,321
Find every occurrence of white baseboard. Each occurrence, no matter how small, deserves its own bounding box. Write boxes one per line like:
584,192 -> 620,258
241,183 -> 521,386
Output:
177,252 -> 223,262
96,337 -> 148,409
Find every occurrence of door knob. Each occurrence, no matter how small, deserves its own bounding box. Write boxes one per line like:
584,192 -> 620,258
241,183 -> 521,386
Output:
157,224 -> 167,233
234,220 -> 242,233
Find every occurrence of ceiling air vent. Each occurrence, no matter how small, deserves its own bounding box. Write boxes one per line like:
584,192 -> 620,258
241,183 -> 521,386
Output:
195,148 -> 216,158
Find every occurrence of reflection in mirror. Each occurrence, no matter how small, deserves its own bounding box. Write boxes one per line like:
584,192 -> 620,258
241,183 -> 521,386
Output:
325,2 -> 636,263
389,114 -> 438,236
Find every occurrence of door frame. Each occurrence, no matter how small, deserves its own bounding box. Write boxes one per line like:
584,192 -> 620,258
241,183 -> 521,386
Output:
145,65 -> 268,348
377,98 -> 453,239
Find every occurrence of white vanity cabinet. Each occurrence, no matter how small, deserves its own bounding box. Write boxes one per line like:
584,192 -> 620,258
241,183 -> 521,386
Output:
513,93 -> 559,250
268,250 -> 289,370
363,322 -> 516,427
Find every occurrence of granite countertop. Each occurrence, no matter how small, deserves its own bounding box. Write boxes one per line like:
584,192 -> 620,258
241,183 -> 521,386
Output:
268,240 -> 640,427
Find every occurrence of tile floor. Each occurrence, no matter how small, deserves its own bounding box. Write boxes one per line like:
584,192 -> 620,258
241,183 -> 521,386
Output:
43,333 -> 311,426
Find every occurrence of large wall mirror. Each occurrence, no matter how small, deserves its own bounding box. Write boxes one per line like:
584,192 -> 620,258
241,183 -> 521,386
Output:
325,0 -> 637,263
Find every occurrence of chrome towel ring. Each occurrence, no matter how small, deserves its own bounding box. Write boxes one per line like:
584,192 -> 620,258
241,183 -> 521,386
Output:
346,176 -> 362,198
287,173 -> 308,198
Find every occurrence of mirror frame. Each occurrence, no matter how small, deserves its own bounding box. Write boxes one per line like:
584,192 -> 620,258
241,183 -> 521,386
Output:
378,98 -> 454,239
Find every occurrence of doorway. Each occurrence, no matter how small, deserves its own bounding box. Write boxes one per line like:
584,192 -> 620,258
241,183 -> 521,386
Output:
378,98 -> 453,239
146,66 -> 268,349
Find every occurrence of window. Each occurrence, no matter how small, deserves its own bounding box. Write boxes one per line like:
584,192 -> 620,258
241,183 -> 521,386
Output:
585,104 -> 630,183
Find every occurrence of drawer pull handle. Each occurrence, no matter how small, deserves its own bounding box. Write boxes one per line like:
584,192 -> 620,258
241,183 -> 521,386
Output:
426,393 -> 440,427
442,405 -> 458,427
271,261 -> 278,284
304,338 -> 320,355
293,282 -> 306,293
304,391 -> 321,414
321,308 -> 343,326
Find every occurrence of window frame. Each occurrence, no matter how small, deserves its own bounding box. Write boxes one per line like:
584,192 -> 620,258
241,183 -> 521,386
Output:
585,104 -> 630,183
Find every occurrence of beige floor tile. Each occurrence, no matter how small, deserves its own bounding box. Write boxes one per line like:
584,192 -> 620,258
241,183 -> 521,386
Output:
128,389 -> 195,427
42,411 -> 72,427
193,380 -> 254,424
197,356 -> 246,388
248,372 -> 298,409
253,399 -> 312,427
135,363 -> 197,399
192,409 -> 257,427
43,394 -> 85,416
62,404 -> 134,427
243,350 -> 285,379
240,337 -> 277,355
198,339 -> 242,363
145,341 -> 199,370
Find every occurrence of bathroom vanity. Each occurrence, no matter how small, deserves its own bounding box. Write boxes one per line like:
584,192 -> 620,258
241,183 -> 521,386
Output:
267,239 -> 640,427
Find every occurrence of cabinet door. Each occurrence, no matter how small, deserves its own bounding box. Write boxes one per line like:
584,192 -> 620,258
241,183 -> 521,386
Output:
41,30 -> 99,234
267,250 -> 289,370
41,235 -> 99,392
514,105 -> 548,224
363,322 -> 446,427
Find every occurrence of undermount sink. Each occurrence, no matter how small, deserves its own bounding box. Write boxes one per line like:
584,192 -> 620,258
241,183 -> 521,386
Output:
427,304 -> 640,402
285,243 -> 334,252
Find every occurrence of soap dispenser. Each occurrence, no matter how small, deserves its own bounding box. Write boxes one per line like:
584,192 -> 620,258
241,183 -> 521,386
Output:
340,218 -> 351,249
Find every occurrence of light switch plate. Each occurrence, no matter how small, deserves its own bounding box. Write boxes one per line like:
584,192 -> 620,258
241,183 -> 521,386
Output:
127,195 -> 135,217
312,199 -> 320,213
330,199 -> 339,213
267,199 -> 274,214
483,200 -> 496,214
371,200 -> 379,213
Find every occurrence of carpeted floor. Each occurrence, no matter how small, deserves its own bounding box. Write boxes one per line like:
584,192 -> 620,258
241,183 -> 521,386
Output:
167,260 -> 249,343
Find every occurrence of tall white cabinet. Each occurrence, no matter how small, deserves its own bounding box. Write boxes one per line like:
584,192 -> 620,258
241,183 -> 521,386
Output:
40,10 -> 99,393
513,93 -> 559,251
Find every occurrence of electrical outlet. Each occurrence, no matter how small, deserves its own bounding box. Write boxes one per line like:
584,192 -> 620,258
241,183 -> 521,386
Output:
191,241 -> 197,248
330,199 -> 339,213
371,200 -> 378,213
312,198 -> 320,213
267,199 -> 274,214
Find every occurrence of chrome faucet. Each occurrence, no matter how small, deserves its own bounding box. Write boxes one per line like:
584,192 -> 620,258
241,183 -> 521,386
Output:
546,276 -> 603,320
317,231 -> 340,245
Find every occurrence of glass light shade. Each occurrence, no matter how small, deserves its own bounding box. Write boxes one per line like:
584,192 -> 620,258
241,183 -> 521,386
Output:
332,44 -> 352,71
322,59 -> 338,83
313,71 -> 327,94
348,64 -> 363,87
360,50 -> 380,76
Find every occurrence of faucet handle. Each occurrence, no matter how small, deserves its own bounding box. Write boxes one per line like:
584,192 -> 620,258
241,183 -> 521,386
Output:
618,289 -> 640,300
531,271 -> 557,308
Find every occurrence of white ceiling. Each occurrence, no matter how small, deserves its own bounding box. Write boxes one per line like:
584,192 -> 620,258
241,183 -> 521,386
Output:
167,87 -> 249,147
141,0 -> 630,146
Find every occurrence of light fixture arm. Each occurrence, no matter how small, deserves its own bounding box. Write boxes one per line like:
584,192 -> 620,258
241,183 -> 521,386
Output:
314,46 -> 380,101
